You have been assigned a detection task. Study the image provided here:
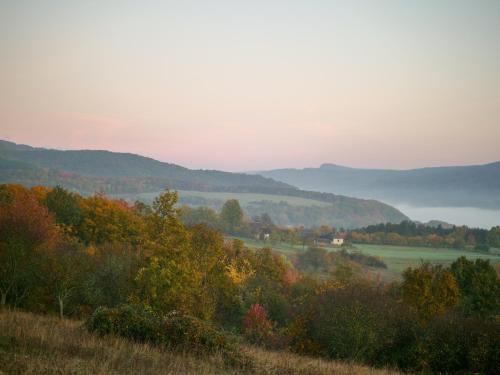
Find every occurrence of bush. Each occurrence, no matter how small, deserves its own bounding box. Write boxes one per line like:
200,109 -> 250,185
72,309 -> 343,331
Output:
86,305 -> 252,369
339,249 -> 387,269
85,305 -> 161,344
292,283 -> 409,364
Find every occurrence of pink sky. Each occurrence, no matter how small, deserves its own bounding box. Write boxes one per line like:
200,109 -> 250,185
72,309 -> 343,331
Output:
1,1 -> 499,171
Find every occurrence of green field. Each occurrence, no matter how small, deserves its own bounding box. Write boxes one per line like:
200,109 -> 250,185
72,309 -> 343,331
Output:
231,237 -> 500,280
352,243 -> 500,276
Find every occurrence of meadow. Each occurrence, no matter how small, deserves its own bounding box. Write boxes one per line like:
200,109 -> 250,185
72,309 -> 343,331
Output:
234,236 -> 500,279
353,243 -> 500,276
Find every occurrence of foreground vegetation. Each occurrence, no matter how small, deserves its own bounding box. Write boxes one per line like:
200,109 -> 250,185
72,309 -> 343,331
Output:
1,184 -> 499,374
0,310 -> 400,375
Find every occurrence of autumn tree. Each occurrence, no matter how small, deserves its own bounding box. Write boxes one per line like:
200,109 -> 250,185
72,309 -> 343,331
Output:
79,194 -> 143,245
401,262 -> 460,320
134,190 -> 200,316
243,303 -> 274,344
0,185 -> 58,307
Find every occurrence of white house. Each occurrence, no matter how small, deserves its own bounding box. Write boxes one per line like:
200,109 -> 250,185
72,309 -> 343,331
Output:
332,238 -> 344,246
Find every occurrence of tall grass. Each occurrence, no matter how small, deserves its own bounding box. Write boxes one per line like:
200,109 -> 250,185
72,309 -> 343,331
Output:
0,310 -> 399,375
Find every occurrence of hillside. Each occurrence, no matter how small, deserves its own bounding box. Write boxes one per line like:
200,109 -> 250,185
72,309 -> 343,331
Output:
0,140 -> 407,228
0,310 -> 399,375
257,162 -> 500,209
0,140 -> 292,192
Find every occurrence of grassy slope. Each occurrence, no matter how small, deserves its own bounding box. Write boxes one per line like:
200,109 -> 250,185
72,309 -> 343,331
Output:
233,237 -> 500,280
0,310 -> 399,375
117,190 -> 332,207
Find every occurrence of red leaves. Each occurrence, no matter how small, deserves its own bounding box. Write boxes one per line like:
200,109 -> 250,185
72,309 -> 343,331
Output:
243,304 -> 273,343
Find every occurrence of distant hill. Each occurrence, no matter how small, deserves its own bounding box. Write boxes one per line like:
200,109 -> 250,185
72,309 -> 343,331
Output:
0,140 -> 292,192
0,140 -> 408,228
256,162 -> 500,209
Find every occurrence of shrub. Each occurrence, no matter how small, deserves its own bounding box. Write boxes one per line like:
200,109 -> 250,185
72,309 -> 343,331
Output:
86,305 -> 251,369
85,305 -> 161,344
339,249 -> 387,269
292,284 -> 395,362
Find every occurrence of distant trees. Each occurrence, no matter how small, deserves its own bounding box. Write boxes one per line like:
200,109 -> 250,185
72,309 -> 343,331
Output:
488,226 -> 500,248
349,220 -> 498,250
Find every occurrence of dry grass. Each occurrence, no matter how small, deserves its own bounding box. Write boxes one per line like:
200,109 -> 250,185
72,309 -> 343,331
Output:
0,310 -> 400,375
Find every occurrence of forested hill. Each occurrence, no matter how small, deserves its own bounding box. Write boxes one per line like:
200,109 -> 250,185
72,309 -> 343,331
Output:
0,140 -> 292,191
0,140 -> 408,227
257,162 -> 500,209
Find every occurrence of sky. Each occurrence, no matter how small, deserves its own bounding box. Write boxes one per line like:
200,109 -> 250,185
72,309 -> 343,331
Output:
1,0 -> 499,171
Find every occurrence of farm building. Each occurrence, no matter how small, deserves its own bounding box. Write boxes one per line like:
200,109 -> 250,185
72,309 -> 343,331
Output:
314,234 -> 345,246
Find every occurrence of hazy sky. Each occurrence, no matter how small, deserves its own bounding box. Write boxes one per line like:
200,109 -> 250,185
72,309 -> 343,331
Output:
1,1 -> 499,171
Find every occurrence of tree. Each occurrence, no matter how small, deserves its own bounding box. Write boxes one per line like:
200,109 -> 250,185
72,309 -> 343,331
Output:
401,263 -> 460,320
0,186 -> 58,307
44,186 -> 83,231
179,205 -> 220,229
134,190 -> 201,316
243,303 -> 274,344
82,242 -> 141,310
450,257 -> 500,317
220,199 -> 244,234
488,226 -> 500,248
79,194 -> 143,245
188,224 -> 228,319
40,240 -> 88,318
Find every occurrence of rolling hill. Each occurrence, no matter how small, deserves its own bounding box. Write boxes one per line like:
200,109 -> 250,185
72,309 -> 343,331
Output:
256,162 -> 500,209
0,140 -> 408,227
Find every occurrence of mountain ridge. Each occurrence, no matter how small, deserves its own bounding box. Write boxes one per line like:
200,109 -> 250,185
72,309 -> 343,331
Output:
256,161 -> 500,209
0,140 -> 408,228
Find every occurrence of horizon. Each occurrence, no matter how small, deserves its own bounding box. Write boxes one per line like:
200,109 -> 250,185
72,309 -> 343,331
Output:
1,1 -> 500,171
2,137 -> 499,173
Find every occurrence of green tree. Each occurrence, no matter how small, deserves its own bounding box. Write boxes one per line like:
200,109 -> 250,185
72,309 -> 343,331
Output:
220,199 -> 244,234
44,186 -> 83,230
487,226 -> 500,248
40,241 -> 88,318
134,190 -> 200,316
450,256 -> 500,317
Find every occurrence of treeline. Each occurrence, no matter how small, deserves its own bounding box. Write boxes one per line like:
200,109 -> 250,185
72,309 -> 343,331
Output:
349,220 -> 500,250
1,184 -> 499,373
180,201 -> 304,246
